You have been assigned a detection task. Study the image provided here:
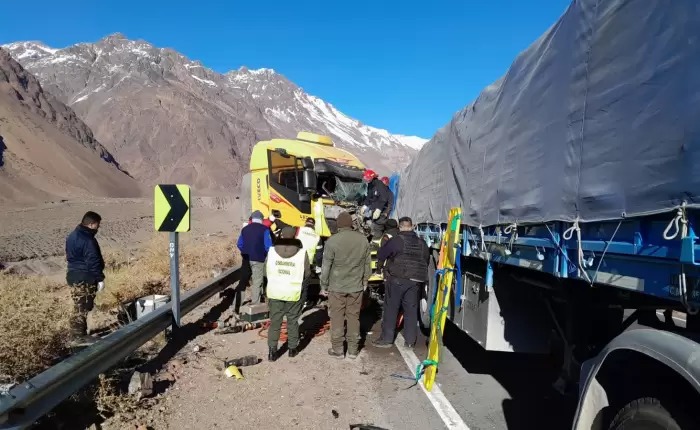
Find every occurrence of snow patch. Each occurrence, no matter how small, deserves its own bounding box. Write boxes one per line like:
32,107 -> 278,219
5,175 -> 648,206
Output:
3,42 -> 58,58
130,48 -> 150,57
192,75 -> 217,87
73,94 -> 89,103
266,107 -> 290,122
394,135 -> 428,151
42,55 -> 81,65
250,68 -> 275,75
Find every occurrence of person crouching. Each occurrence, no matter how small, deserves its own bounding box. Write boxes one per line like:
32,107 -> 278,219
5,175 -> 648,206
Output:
265,227 -> 310,361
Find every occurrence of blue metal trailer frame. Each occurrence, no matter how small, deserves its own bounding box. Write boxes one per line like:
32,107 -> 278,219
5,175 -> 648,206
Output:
414,207 -> 700,428
417,207 -> 700,313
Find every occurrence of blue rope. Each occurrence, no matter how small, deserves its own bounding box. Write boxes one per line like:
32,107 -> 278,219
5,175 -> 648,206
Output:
430,269 -> 445,321
453,246 -> 463,310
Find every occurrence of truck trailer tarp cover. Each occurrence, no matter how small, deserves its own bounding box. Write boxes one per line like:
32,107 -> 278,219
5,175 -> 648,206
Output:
396,0 -> 700,226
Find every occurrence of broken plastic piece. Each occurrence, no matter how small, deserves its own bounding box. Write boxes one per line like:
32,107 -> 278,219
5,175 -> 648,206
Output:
224,365 -> 244,379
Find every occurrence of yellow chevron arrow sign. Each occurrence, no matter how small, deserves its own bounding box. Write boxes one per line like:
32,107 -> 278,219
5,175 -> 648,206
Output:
154,184 -> 191,232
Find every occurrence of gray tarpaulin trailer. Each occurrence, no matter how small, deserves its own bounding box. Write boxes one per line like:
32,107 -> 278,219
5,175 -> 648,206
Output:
398,0 -> 700,428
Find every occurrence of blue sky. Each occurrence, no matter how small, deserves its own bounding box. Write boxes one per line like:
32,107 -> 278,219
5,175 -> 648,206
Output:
0,0 -> 571,138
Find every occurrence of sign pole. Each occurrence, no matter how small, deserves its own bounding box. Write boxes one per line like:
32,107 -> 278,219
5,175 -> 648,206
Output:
154,183 -> 190,331
169,231 -> 181,327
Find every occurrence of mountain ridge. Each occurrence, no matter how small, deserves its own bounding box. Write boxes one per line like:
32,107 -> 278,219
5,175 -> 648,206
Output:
0,47 -> 142,205
3,35 -> 426,191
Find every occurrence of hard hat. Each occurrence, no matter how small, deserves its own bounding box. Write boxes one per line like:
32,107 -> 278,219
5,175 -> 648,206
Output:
363,169 -> 377,181
380,176 -> 389,186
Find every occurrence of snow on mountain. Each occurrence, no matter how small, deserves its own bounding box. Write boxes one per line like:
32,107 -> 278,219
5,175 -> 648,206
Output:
3,34 -> 426,190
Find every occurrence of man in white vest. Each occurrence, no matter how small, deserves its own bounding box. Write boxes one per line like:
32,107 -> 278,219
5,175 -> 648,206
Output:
265,227 -> 310,361
297,217 -> 321,269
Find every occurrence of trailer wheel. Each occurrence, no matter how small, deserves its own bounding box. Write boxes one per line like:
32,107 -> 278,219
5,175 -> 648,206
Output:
419,251 -> 438,334
608,397 -> 692,430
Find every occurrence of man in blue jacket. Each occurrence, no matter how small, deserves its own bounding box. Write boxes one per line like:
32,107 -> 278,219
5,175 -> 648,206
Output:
237,210 -> 273,304
66,211 -> 105,344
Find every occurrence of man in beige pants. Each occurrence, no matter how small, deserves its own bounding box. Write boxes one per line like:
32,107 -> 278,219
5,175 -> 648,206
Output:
320,211 -> 371,359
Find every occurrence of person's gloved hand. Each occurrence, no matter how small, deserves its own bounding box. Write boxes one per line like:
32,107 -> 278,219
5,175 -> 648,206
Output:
372,209 -> 381,220
97,281 -> 105,292
360,205 -> 368,216
269,214 -> 276,222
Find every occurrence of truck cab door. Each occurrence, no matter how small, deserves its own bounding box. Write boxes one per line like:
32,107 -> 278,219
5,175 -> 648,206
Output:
267,149 -> 312,218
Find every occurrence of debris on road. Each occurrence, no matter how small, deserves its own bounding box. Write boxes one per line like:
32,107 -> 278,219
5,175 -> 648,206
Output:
214,320 -> 265,335
224,365 -> 244,379
349,425 -> 390,430
127,371 -> 154,400
224,355 -> 261,368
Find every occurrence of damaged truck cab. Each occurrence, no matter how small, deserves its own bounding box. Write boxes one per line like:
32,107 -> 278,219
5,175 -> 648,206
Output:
242,131 -> 367,238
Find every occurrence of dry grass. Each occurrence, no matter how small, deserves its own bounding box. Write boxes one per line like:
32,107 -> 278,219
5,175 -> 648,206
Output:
97,234 -> 239,310
94,374 -> 140,420
0,272 -> 73,383
0,235 -> 239,384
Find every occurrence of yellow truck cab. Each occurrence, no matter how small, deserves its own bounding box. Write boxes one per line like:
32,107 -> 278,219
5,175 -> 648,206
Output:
242,131 -> 366,238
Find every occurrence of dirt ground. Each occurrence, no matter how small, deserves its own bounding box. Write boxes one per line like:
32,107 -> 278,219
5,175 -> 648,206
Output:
2,196 -> 449,430
0,196 -> 244,277
94,292 -> 444,430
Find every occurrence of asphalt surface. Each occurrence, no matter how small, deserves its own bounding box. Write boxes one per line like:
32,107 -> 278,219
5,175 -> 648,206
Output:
360,301 -> 451,429
358,297 -> 577,430
394,310 -> 688,430
410,320 -> 577,430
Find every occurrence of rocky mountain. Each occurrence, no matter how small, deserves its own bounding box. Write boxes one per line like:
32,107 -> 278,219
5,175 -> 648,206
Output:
3,35 -> 426,193
0,47 -> 142,205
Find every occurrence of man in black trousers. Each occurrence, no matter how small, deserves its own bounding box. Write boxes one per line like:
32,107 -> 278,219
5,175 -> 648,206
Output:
373,216 -> 430,348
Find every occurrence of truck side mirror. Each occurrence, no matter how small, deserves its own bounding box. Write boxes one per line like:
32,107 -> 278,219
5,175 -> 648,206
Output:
301,156 -> 314,170
302,170 -> 317,191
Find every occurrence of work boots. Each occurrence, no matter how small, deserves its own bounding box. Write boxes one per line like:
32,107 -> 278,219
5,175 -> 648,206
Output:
268,346 -> 278,362
288,347 -> 300,358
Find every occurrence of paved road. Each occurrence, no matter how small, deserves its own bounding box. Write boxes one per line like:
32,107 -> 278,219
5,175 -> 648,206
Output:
398,310 -> 687,430
362,298 -> 577,430
408,320 -> 577,430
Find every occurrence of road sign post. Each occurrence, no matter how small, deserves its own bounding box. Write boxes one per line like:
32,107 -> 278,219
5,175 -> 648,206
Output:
169,231 -> 180,326
154,184 -> 191,329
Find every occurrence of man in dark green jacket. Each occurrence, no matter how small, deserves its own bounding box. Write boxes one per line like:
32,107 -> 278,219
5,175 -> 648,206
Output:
320,211 -> 371,359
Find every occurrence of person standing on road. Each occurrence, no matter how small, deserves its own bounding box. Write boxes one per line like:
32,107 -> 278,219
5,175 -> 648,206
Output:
65,211 -> 106,345
361,169 -> 392,240
320,211 -> 371,359
297,218 -> 320,269
373,216 -> 430,349
297,217 -> 321,307
265,227 -> 310,361
237,210 -> 273,304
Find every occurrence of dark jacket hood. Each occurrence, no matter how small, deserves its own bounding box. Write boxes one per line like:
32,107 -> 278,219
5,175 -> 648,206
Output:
77,224 -> 98,236
274,238 -> 303,258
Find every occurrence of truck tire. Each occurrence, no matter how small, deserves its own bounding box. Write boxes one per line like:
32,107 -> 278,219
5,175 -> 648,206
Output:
419,252 -> 438,334
608,397 -> 693,430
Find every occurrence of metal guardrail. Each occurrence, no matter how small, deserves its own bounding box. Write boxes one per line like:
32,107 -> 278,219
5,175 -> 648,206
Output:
0,266 -> 241,430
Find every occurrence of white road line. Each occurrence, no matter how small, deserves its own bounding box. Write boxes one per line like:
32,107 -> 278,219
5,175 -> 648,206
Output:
395,333 -> 470,430
655,311 -> 687,323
